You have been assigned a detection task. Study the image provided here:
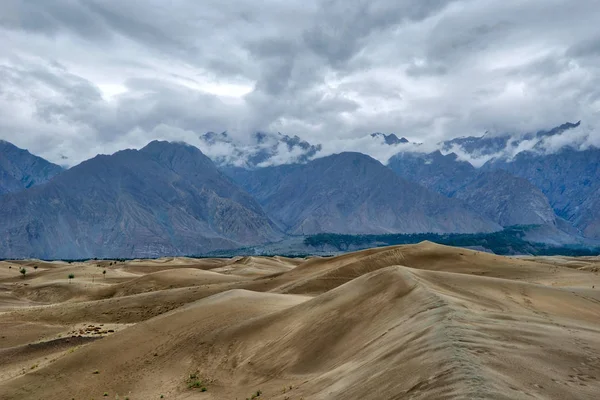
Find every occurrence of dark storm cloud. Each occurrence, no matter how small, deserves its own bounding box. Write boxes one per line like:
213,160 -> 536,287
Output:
0,0 -> 599,165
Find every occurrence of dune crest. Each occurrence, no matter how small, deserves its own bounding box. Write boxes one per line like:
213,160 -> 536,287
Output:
1,244 -> 600,399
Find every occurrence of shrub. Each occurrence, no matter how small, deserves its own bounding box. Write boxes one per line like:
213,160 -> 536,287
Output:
68,273 -> 75,283
19,267 -> 26,278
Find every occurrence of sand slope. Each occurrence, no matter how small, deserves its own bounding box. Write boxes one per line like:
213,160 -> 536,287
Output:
1,243 -> 599,399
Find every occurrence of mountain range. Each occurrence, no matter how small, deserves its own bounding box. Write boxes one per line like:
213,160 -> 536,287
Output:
1,121 -> 598,258
225,152 -> 499,235
0,141 -> 279,259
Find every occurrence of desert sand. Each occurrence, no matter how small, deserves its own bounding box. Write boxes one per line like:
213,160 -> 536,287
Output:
1,242 -> 599,399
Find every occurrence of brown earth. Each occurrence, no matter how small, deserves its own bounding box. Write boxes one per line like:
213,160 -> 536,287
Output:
1,242 -> 599,399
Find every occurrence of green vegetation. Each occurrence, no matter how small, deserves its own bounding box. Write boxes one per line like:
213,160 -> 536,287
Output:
303,226 -> 600,256
68,273 -> 75,283
186,373 -> 208,391
103,270 -> 107,278
19,267 -> 26,278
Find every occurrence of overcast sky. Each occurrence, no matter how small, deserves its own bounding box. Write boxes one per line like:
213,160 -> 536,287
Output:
1,0 -> 599,166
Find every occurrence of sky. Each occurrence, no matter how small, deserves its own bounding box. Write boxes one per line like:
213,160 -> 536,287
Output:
1,0 -> 600,166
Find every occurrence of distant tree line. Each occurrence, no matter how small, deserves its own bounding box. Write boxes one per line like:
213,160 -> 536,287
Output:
303,226 -> 600,256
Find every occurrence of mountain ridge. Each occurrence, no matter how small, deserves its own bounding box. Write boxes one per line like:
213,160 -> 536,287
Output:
0,140 -> 64,195
0,141 -> 281,259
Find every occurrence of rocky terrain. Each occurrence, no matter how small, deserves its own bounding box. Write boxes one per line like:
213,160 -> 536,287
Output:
0,141 -> 280,259
227,152 -> 500,235
1,120 -> 598,258
0,140 -> 63,195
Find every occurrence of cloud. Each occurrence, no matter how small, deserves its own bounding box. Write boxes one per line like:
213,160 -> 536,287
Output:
0,0 -> 599,166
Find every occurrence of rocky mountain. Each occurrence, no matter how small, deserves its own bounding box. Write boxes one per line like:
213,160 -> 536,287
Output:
227,152 -> 501,235
453,170 -> 556,227
0,140 -> 64,195
441,121 -> 583,157
198,131 -> 322,168
388,151 -> 557,228
370,133 -> 409,145
484,147 -> 600,238
388,151 -> 476,197
0,141 -> 281,259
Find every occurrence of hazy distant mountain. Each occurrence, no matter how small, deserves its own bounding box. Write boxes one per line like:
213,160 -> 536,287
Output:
441,121 -> 582,157
453,170 -> 556,227
227,152 -> 501,235
388,151 -> 476,197
0,140 -> 63,195
0,141 -> 281,259
370,133 -> 409,145
484,147 -> 600,238
198,131 -> 322,168
388,151 -> 557,228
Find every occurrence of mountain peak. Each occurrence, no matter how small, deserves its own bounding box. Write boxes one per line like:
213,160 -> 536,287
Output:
140,140 -> 216,175
442,120 -> 586,160
371,133 -> 409,145
199,130 -> 322,168
0,139 -> 64,194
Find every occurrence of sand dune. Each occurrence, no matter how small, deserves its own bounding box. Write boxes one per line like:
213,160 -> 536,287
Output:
1,243 -> 599,399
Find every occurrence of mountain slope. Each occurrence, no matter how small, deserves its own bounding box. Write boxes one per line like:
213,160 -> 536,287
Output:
228,152 -> 501,235
0,141 -> 280,259
484,147 -> 600,238
388,150 -> 476,197
388,151 -> 557,228
453,170 -> 556,227
0,140 -> 64,195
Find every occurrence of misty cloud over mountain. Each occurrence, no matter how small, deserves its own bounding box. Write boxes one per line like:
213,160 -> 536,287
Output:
1,1 -> 600,166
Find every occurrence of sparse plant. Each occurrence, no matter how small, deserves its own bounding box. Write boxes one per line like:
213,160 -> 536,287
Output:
103,270 -> 107,279
68,273 -> 75,283
34,265 -> 38,271
19,267 -> 27,278
186,373 -> 208,391
93,370 -> 99,374
104,392 -> 109,397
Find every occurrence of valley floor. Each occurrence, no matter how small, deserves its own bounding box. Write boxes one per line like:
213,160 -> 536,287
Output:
1,242 -> 600,399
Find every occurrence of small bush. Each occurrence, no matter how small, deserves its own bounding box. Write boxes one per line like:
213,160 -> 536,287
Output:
19,267 -> 27,278
188,380 -> 204,389
250,390 -> 262,399
186,373 -> 209,391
